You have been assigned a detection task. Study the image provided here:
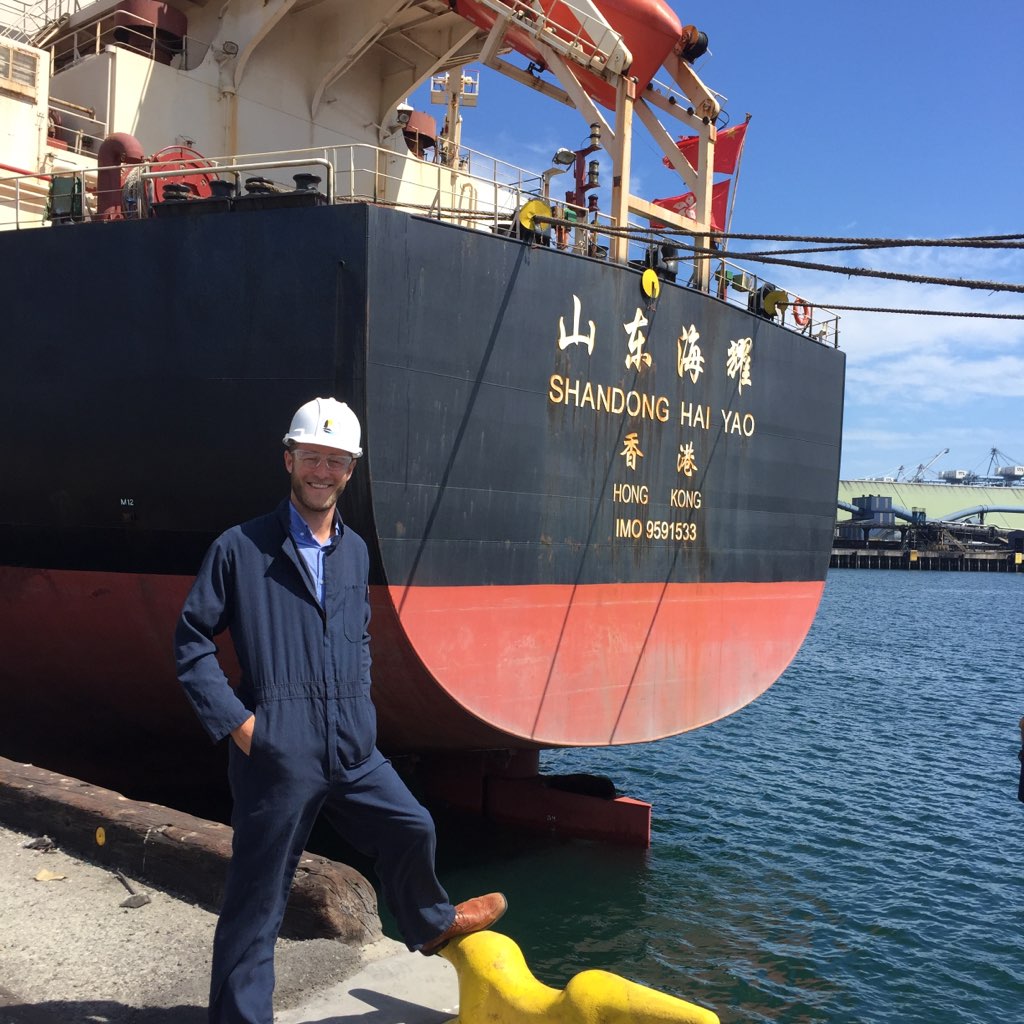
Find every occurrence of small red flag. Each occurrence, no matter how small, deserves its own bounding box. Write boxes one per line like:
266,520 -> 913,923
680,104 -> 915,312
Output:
662,122 -> 748,174
652,179 -> 730,231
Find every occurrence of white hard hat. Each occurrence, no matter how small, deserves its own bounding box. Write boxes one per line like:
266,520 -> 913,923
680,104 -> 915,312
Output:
283,397 -> 363,457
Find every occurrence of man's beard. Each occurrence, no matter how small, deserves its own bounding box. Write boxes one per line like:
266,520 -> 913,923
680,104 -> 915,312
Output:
290,472 -> 344,513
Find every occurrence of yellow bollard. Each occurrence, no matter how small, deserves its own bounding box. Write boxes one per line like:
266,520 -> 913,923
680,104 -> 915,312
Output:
439,931 -> 720,1024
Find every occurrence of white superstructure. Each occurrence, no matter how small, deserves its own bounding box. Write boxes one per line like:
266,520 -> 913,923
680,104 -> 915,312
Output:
1,0 -> 840,341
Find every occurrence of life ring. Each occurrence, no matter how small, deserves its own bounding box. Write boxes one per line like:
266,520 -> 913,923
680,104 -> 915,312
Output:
792,299 -> 812,326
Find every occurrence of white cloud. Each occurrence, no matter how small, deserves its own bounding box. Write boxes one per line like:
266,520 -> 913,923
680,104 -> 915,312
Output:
757,245 -> 1024,402
764,244 -> 1024,478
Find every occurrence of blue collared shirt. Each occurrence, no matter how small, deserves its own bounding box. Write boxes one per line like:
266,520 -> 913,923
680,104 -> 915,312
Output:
288,502 -> 339,604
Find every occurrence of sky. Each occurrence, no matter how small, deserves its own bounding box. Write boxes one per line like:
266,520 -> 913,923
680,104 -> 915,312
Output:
409,1 -> 1024,482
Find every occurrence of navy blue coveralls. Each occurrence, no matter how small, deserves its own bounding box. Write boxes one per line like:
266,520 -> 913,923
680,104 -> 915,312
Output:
174,500 -> 455,1024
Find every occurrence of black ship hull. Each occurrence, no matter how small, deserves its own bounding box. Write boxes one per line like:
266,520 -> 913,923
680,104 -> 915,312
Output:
0,202 -> 844,805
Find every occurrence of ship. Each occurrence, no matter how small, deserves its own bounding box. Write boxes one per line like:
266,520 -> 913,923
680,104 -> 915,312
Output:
0,0 -> 846,845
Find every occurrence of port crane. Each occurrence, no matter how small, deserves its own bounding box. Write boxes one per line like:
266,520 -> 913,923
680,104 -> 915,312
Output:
908,448 -> 949,483
986,447 -> 1022,475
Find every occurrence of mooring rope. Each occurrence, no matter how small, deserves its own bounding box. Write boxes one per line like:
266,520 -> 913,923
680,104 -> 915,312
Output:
804,305 -> 1024,319
707,231 -> 1024,245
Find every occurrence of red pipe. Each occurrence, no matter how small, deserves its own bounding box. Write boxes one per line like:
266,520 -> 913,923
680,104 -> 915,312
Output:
96,132 -> 146,220
0,163 -> 51,181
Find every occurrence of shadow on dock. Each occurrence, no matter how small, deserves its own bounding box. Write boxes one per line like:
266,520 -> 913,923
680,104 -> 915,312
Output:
0,997 -> 204,1024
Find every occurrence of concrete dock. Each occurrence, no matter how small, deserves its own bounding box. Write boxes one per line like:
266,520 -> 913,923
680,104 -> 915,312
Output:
0,822 -> 458,1023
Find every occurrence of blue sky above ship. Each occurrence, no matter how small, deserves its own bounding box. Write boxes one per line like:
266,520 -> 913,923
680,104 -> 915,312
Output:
409,0 -> 1024,482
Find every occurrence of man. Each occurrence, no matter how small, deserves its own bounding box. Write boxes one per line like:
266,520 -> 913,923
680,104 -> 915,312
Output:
175,396 -> 506,1023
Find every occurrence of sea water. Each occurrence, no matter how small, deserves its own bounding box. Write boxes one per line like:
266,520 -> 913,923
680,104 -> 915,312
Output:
434,570 -> 1023,1023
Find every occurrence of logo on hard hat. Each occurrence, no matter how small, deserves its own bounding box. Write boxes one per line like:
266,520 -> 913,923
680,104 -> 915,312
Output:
323,419 -> 334,434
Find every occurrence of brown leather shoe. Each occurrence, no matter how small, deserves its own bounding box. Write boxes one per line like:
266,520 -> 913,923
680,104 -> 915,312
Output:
419,892 -> 508,955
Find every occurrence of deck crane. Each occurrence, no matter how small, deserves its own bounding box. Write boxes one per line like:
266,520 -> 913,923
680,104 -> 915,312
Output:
909,448 -> 949,482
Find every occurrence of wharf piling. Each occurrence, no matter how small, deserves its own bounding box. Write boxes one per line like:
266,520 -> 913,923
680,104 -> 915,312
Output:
830,547 -> 1023,572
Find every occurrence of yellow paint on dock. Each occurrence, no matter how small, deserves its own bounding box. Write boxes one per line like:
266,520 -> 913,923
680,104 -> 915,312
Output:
439,931 -> 720,1024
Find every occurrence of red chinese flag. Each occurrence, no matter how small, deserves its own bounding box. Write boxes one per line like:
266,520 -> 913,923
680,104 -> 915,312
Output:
651,179 -> 730,231
662,122 -> 748,174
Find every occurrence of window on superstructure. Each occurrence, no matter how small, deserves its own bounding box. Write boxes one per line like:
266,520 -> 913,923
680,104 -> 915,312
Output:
0,44 -> 39,100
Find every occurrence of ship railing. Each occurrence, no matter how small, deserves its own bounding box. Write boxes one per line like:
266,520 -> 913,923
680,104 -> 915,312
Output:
188,141 -> 546,234
505,205 -> 840,346
365,156 -> 841,346
0,154 -> 336,230
139,156 -> 335,204
709,254 -> 840,347
41,6 -> 210,73
341,142 -> 545,233
0,145 -> 841,345
45,94 -> 107,157
0,166 -> 51,226
104,138 -> 598,245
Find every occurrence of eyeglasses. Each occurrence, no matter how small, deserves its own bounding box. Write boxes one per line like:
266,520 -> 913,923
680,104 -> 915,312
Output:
291,449 -> 356,472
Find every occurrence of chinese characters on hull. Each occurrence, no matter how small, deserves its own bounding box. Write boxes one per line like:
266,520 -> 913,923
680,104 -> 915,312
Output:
547,292 -> 759,545
677,325 -> 704,384
557,294 -> 596,355
623,308 -> 652,372
726,337 -> 753,393
621,432 -> 644,471
677,442 -> 697,478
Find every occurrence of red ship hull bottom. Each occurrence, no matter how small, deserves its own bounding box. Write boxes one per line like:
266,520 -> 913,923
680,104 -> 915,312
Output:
384,579 -> 825,746
0,567 -> 823,753
0,567 -> 823,845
